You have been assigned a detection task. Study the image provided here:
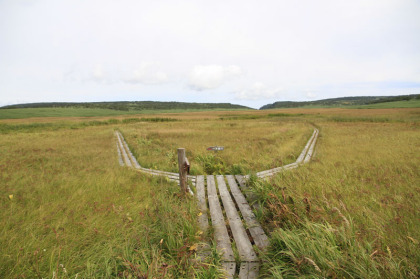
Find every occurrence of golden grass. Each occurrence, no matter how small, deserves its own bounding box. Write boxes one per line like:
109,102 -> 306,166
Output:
1,107 -> 419,278
254,116 -> 420,277
120,119 -> 313,174
0,126 -> 220,278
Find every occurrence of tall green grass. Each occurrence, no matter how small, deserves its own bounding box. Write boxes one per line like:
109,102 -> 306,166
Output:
1,108 -> 419,278
0,107 -> 250,119
0,117 -> 178,134
247,121 -> 419,278
0,126 -> 222,278
120,119 -> 312,175
351,99 -> 420,109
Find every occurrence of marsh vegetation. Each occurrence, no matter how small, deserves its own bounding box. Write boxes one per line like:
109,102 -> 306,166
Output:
1,108 -> 419,278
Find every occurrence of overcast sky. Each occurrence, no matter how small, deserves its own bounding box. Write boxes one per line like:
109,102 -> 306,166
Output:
1,0 -> 419,108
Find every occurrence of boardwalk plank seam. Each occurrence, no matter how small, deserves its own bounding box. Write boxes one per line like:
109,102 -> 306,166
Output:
216,175 -> 258,262
116,132 -> 132,167
116,140 -> 124,166
206,175 -> 235,262
226,175 -> 268,251
196,175 -> 209,231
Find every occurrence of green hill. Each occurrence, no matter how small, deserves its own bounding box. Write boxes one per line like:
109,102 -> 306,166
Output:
260,94 -> 420,109
0,101 -> 252,119
1,101 -> 251,111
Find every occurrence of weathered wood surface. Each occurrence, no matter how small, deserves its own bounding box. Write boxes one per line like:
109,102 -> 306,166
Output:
118,132 -> 193,181
116,132 -> 132,167
136,167 -> 196,184
206,175 -> 235,262
196,175 -> 209,231
257,128 -> 319,178
117,127 -> 318,182
221,262 -> 236,279
256,162 -> 298,177
116,142 -> 124,166
226,175 -> 268,251
116,131 -> 195,190
115,127 -> 321,278
239,262 -> 259,279
235,175 -> 260,210
117,131 -> 140,168
296,129 -> 317,164
216,176 -> 258,262
194,175 -> 210,262
139,168 -> 178,178
304,129 -> 319,163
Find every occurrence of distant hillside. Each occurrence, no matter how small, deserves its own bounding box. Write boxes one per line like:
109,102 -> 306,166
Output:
260,94 -> 420,109
1,101 -> 251,111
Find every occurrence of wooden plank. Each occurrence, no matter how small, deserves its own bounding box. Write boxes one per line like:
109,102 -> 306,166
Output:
257,164 -> 300,179
303,129 -> 318,163
239,262 -> 259,279
137,168 -> 196,184
196,175 -> 209,231
195,176 -> 210,261
137,167 -> 178,178
296,129 -> 317,164
235,175 -> 261,212
207,176 -> 235,262
118,131 -> 196,182
256,162 -> 298,176
117,131 -> 195,193
136,169 -> 195,194
221,262 -> 236,279
116,141 -> 124,166
139,167 -> 179,177
116,132 -> 132,167
118,131 -> 142,169
118,132 -> 192,180
137,168 -> 176,179
217,176 -> 258,262
226,175 -> 268,251
235,175 -> 248,191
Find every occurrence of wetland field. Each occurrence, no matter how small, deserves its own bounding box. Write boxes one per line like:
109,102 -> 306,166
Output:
1,107 -> 419,278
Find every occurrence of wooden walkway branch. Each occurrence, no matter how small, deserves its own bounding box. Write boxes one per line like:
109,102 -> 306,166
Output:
114,128 -> 320,278
115,131 -> 195,191
256,128 -> 319,179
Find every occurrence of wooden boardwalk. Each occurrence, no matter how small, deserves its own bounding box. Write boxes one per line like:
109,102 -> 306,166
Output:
115,131 -> 196,191
196,175 -> 267,278
115,129 -> 319,278
255,128 -> 319,179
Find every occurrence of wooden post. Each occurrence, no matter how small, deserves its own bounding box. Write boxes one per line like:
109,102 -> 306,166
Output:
178,148 -> 188,194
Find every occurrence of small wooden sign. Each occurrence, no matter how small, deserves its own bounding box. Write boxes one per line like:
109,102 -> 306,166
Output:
207,146 -> 224,151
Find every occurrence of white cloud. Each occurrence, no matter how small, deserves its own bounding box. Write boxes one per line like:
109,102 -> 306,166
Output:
305,91 -> 317,99
235,82 -> 284,100
0,0 -> 419,106
83,64 -> 109,83
188,65 -> 242,91
124,63 -> 169,85
92,64 -> 104,81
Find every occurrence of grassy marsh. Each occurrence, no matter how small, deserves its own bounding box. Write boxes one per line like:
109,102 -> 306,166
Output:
0,126 -> 221,278
120,119 -> 313,175
251,120 -> 420,278
1,107 -> 419,278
